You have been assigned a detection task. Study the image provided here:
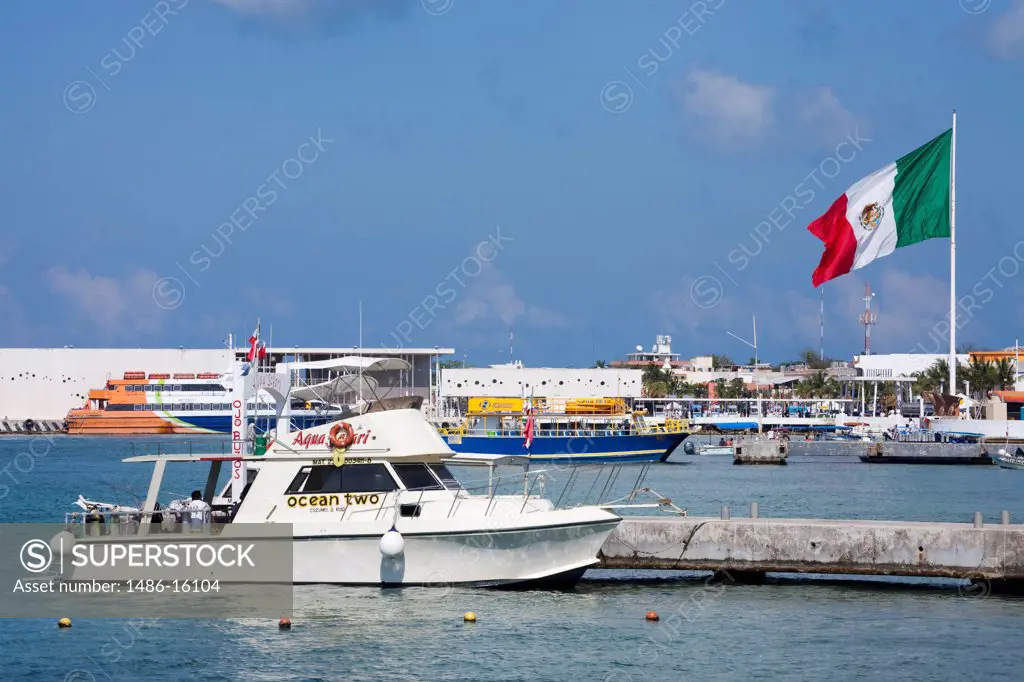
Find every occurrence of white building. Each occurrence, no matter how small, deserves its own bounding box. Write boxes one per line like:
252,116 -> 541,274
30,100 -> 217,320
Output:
441,367 -> 643,399
853,353 -> 968,382
0,346 -> 453,420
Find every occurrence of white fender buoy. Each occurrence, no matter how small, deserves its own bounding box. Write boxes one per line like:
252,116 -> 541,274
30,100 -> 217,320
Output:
380,529 -> 405,558
50,530 -> 76,557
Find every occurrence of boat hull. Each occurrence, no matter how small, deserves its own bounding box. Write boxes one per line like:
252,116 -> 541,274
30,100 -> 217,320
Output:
697,446 -> 735,456
65,412 -> 335,436
994,454 -> 1024,470
293,517 -> 619,586
64,514 -> 620,588
443,432 -> 685,463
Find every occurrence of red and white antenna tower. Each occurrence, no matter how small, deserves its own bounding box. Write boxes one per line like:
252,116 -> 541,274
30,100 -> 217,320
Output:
858,284 -> 877,355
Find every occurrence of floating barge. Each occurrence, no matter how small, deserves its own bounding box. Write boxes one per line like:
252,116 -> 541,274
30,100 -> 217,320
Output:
859,442 -> 993,465
733,440 -> 788,465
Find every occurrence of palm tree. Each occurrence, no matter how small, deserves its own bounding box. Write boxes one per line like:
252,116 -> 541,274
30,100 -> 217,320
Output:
723,378 -> 748,399
913,359 -> 951,394
795,370 -> 841,399
642,364 -> 676,397
994,358 -> 1016,390
676,381 -> 708,398
593,360 -> 606,368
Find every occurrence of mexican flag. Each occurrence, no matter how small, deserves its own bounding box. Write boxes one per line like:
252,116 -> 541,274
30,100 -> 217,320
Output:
809,128 -> 953,287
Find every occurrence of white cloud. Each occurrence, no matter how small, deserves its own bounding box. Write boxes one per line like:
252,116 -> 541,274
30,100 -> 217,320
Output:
674,68 -> 863,152
649,266 -> 963,361
452,264 -> 570,330
674,68 -> 776,147
45,266 -> 169,339
208,0 -> 414,29
796,87 -> 860,147
210,0 -> 314,16
989,0 -> 1024,59
0,285 -> 34,344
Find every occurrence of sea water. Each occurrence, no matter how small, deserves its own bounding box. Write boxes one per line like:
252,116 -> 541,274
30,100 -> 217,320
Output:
0,436 -> 1021,681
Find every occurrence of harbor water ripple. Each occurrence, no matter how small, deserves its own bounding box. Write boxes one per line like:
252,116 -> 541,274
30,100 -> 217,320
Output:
0,436 -> 1021,681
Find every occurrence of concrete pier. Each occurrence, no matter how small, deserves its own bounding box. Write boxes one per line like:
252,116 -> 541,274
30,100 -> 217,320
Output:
860,442 -> 993,465
733,440 -> 788,465
598,516 -> 1024,582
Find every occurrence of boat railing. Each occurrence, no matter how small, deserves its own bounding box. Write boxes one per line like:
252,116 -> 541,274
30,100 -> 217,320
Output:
406,461 -> 684,518
63,509 -> 229,539
441,420 -> 687,438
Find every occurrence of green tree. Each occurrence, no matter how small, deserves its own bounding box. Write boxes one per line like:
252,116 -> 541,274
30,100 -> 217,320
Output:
800,348 -> 831,371
959,357 -> 1016,397
795,370 -> 841,398
994,358 -> 1016,390
593,360 -> 606,368
912,359 -> 953,395
642,364 -> 677,397
676,381 -> 708,398
711,354 -> 734,370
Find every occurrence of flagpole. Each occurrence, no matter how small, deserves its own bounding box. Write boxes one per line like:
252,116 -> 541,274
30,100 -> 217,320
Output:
949,110 -> 957,402
358,301 -> 363,406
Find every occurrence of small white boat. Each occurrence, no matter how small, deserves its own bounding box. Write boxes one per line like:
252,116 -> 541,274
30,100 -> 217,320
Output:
58,387 -> 655,588
994,447 -> 1024,470
697,444 -> 735,456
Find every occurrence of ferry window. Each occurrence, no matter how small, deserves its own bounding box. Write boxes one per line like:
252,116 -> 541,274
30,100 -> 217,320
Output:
172,384 -> 181,391
133,404 -> 142,411
392,464 -> 444,491
299,464 -> 399,494
429,465 -> 461,489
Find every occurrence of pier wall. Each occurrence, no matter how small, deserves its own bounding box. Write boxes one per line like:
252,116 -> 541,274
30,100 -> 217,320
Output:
599,517 -> 1024,579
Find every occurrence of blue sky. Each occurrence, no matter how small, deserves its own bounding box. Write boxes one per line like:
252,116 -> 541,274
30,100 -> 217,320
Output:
1,0 -> 1023,366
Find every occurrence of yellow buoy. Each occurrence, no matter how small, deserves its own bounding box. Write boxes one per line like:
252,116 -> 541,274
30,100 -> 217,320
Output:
58,618 -> 72,628
645,611 -> 659,622
278,617 -> 292,630
463,612 -> 477,623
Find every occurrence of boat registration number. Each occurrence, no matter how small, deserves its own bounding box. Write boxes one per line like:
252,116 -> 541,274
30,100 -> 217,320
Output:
311,457 -> 371,465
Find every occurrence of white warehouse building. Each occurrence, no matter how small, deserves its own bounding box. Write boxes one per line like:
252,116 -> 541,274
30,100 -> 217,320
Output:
441,365 -> 643,399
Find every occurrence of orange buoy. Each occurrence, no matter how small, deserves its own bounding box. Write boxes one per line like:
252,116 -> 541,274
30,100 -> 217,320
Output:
278,618 -> 292,630
58,618 -> 72,628
463,612 -> 477,623
645,611 -> 659,621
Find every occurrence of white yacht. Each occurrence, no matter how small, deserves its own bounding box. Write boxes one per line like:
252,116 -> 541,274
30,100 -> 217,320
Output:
60,373 -> 635,587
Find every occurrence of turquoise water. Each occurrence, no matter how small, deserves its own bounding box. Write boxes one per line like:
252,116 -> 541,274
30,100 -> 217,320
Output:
1,436 -> 1022,681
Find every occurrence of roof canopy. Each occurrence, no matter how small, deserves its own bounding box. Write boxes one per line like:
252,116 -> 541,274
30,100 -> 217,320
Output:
281,356 -> 412,372
289,375 -> 379,401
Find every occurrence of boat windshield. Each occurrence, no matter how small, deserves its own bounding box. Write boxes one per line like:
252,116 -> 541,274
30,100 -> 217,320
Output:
392,463 -> 445,491
428,464 -> 461,490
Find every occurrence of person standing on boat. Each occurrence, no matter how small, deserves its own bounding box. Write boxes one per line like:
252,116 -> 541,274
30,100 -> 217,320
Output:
186,490 -> 211,533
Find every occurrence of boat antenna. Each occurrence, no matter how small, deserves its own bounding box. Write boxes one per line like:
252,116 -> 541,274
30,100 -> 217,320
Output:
358,301 -> 363,408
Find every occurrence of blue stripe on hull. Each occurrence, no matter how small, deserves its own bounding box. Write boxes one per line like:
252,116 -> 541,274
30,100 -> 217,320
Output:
445,433 -> 686,463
